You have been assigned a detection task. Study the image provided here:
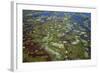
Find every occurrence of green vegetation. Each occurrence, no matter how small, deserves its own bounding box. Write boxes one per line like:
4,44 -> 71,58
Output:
23,10 -> 91,62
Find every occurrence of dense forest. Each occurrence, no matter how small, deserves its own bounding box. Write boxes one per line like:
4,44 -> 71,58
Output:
23,10 -> 91,62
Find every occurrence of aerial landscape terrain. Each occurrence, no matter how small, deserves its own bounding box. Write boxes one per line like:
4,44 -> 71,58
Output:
23,10 -> 91,62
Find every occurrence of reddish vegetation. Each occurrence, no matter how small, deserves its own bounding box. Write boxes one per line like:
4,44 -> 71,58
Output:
23,36 -> 51,61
